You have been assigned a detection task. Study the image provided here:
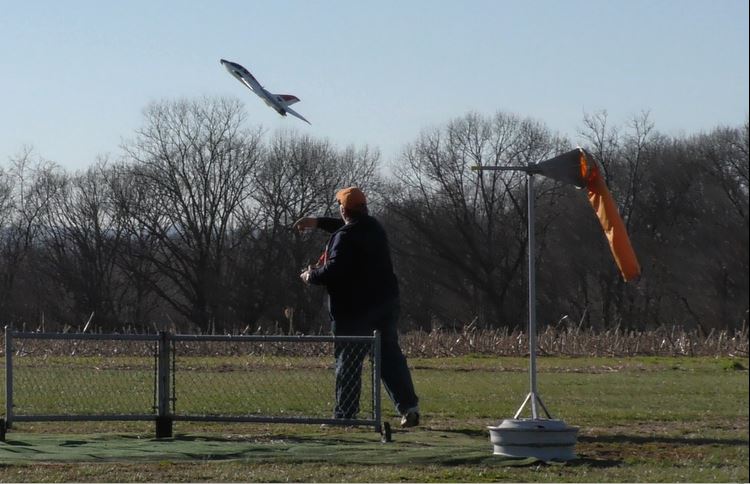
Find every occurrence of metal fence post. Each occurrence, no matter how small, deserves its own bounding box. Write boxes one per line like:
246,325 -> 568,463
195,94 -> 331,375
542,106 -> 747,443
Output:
155,331 -> 173,438
3,325 -> 13,436
372,331 -> 382,433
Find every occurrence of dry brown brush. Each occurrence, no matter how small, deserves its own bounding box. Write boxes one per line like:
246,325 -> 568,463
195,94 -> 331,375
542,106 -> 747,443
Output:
399,325 -> 749,358
2,325 -> 747,358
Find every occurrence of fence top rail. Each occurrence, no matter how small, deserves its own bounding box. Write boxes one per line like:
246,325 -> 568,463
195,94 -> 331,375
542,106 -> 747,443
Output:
171,334 -> 376,343
4,331 -> 377,344
7,332 -> 160,342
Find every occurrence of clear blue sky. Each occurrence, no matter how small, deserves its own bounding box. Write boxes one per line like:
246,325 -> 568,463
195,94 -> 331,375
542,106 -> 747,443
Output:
1,0 -> 748,171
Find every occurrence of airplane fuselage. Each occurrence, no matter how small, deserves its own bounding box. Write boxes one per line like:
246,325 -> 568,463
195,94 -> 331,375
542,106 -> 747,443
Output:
221,59 -> 287,115
220,59 -> 310,124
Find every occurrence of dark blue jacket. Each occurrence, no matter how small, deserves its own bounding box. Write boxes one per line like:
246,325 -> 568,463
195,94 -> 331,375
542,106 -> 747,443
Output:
308,215 -> 399,325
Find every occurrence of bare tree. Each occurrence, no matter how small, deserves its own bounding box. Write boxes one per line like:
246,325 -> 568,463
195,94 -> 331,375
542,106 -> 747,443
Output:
580,110 -> 620,181
2,103 -> 746,335
231,130 -> 381,333
388,111 -> 566,329
119,97 -> 263,330
0,163 -> 14,318
103,162 -> 164,329
0,148 -> 61,325
34,160 -> 137,329
574,113 -> 749,331
0,165 -> 12,239
690,122 -> 750,330
572,111 -> 659,327
697,121 -> 749,222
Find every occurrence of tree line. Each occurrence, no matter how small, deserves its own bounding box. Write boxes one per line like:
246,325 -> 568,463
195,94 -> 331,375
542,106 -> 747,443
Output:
1,98 -> 747,334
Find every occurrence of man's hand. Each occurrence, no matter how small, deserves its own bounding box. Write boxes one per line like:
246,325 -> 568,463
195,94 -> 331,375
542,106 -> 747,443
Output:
293,217 -> 317,233
300,265 -> 314,284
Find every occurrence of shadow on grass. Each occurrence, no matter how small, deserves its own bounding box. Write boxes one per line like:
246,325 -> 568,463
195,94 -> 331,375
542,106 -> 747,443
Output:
564,457 -> 622,468
579,434 -> 748,446
0,439 -> 35,447
441,427 -> 485,436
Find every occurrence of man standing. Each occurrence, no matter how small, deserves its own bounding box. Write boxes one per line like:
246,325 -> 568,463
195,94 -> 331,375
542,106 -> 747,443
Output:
295,187 -> 420,428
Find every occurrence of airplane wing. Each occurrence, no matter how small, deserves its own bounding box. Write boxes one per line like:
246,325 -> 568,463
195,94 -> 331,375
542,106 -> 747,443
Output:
237,76 -> 260,94
275,94 -> 300,106
285,106 -> 311,125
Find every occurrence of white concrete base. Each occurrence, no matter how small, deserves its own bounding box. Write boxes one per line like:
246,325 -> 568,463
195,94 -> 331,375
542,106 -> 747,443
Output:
488,418 -> 578,460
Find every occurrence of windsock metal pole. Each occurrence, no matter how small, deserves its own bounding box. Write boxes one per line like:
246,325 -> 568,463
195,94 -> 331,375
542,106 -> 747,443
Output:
526,173 -> 539,418
475,161 -> 578,460
471,164 -> 551,419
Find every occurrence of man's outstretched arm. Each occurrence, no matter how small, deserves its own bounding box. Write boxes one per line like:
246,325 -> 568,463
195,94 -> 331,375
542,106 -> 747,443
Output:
293,216 -> 344,234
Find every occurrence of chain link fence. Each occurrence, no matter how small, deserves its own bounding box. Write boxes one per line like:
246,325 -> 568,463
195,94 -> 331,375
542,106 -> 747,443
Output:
2,328 -> 385,440
170,335 -> 380,427
4,332 -> 159,423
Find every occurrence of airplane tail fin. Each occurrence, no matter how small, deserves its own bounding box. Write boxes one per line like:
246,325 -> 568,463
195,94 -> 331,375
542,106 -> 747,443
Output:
275,94 -> 301,106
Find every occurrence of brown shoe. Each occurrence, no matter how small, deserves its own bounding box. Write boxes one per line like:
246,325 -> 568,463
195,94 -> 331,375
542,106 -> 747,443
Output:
400,411 -> 420,428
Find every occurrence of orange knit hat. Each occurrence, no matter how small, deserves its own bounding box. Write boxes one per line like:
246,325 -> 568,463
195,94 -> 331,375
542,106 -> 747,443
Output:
335,187 -> 367,209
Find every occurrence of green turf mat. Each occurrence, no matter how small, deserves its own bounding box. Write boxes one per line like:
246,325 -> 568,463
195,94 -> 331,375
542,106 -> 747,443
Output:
0,430 -> 543,467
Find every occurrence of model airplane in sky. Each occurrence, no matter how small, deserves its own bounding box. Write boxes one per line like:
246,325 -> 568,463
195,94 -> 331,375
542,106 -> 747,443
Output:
220,59 -> 310,125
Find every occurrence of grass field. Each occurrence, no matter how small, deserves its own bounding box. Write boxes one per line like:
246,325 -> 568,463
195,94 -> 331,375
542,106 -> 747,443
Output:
0,355 -> 748,482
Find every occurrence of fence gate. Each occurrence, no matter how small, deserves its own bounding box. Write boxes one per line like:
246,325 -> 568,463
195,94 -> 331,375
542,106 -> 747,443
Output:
2,327 -> 388,441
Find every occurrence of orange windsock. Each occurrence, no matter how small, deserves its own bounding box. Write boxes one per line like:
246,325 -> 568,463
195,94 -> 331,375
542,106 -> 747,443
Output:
580,150 -> 641,282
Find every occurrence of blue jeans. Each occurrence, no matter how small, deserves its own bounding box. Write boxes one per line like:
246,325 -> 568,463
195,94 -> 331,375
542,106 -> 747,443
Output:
333,298 -> 419,418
